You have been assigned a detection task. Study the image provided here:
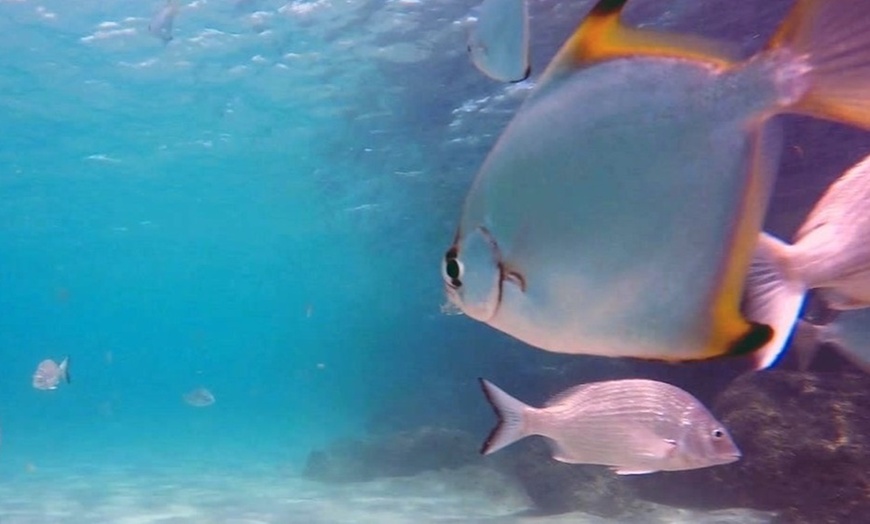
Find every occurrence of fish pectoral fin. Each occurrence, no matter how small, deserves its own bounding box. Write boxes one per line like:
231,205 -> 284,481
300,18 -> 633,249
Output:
536,0 -> 737,90
640,437 -> 678,460
611,467 -> 657,475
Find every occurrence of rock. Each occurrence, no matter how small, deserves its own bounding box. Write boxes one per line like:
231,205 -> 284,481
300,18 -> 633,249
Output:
303,426 -> 480,483
490,438 -> 646,518
627,370 -> 870,524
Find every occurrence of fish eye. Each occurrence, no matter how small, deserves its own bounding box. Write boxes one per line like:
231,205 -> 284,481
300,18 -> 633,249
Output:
443,248 -> 463,288
712,428 -> 724,439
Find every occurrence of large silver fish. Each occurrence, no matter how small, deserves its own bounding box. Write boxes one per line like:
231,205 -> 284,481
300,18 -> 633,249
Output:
467,0 -> 530,83
32,357 -> 70,391
479,378 -> 740,474
443,0 -> 870,369
743,151 -> 870,369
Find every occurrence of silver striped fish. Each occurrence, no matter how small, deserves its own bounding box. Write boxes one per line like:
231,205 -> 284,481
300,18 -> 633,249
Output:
479,378 -> 740,474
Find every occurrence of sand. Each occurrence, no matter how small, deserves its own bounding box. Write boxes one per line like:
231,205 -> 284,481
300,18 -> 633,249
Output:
0,460 -> 776,524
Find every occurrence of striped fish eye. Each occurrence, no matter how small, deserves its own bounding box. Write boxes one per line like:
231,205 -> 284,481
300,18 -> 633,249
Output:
712,428 -> 724,439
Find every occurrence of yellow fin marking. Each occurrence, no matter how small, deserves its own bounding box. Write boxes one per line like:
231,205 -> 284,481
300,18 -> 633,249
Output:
706,128 -> 777,359
537,0 -> 736,89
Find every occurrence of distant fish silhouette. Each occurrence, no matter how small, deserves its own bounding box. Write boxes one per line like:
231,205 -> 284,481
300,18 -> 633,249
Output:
183,387 -> 215,407
32,356 -> 70,391
467,0 -> 530,82
148,0 -> 179,44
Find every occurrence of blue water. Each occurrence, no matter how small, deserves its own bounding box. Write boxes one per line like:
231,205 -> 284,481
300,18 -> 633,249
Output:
0,0 -> 867,522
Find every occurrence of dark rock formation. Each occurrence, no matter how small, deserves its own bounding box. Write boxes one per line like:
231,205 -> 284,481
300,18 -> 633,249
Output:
628,370 -> 870,524
302,426 -> 480,483
488,438 -> 646,518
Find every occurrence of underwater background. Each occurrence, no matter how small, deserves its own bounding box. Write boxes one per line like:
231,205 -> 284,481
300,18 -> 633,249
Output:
1,0 -> 869,522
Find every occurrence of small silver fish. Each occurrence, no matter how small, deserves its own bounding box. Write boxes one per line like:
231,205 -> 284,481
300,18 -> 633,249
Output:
148,0 -> 179,44
183,387 -> 215,407
443,0 -> 870,370
467,0 -> 530,82
32,357 -> 70,391
479,378 -> 740,474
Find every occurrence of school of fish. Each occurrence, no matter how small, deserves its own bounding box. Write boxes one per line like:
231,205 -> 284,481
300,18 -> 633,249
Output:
453,0 -> 870,472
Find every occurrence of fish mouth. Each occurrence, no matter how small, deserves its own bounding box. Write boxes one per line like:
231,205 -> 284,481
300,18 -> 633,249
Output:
723,452 -> 742,464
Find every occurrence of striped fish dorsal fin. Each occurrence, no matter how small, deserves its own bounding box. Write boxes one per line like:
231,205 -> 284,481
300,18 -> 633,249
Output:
535,0 -> 738,93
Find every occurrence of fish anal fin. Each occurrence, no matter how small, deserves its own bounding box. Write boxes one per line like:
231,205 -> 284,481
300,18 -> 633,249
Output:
537,0 -> 736,90
611,467 -> 657,475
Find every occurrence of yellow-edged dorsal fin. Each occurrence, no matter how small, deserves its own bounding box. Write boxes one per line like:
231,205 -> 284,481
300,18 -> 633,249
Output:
536,0 -> 738,91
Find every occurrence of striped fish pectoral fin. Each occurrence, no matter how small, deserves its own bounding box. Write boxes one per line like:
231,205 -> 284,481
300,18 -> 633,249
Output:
770,0 -> 870,130
741,233 -> 808,370
534,0 -> 738,93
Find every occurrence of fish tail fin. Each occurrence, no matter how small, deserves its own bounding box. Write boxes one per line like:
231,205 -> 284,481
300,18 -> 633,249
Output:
813,311 -> 870,375
743,233 -> 807,370
478,378 -> 531,455
769,0 -> 870,129
59,356 -> 71,384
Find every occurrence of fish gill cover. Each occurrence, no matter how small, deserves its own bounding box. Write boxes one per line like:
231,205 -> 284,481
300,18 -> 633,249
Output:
0,0 -> 868,523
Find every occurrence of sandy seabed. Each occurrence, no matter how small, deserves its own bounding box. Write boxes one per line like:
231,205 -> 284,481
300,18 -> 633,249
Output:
0,462 -> 775,524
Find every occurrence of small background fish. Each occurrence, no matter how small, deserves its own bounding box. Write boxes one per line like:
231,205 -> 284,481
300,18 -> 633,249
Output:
183,387 -> 215,407
32,357 -> 70,391
148,0 -> 179,44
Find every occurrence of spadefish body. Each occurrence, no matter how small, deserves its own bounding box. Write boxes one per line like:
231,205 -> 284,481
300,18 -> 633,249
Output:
444,0 -> 870,369
479,378 -> 740,474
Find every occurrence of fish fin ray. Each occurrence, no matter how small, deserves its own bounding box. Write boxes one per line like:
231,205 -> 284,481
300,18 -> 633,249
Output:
535,0 -> 737,92
743,233 -> 807,369
770,0 -> 870,129
478,378 -> 531,455
60,356 -> 70,384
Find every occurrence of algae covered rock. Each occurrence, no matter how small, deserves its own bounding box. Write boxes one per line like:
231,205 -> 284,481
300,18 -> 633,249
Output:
629,370 -> 870,524
490,438 -> 645,518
